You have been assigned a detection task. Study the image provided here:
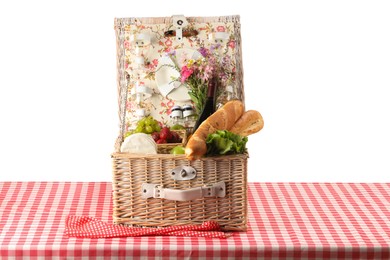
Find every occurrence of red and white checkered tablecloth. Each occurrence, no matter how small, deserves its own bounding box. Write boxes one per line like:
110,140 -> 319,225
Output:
1,182 -> 389,259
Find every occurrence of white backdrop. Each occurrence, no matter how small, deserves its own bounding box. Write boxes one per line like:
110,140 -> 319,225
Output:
0,0 -> 389,182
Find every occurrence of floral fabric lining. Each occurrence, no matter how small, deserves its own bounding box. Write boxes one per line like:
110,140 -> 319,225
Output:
122,19 -> 239,131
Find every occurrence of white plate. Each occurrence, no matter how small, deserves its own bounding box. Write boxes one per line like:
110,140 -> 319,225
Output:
155,48 -> 202,101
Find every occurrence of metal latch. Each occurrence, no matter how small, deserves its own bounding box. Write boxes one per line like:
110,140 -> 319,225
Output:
172,15 -> 188,41
171,166 -> 196,180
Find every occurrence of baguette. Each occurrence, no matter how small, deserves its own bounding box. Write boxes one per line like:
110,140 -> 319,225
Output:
185,100 -> 244,160
230,110 -> 264,137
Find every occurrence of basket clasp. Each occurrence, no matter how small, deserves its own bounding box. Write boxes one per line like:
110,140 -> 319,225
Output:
171,166 -> 196,181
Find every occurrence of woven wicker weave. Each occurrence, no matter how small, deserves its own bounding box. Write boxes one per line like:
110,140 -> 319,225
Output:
112,15 -> 248,231
112,153 -> 248,230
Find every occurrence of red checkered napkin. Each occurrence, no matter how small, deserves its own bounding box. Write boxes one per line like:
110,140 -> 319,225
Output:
65,216 -> 231,238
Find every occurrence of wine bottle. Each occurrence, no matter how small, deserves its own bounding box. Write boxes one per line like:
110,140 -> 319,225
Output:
192,77 -> 217,133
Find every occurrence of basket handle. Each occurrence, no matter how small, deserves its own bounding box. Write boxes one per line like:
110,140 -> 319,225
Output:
141,181 -> 226,201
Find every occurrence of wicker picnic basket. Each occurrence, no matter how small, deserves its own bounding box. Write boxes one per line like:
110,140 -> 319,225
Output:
112,15 -> 248,231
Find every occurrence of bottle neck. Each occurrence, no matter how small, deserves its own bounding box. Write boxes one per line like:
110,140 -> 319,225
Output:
207,77 -> 217,98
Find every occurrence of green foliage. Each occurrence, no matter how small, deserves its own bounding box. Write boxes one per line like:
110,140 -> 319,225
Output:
206,130 -> 248,156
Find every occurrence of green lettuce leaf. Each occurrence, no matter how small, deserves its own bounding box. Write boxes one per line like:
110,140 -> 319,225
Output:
206,130 -> 248,156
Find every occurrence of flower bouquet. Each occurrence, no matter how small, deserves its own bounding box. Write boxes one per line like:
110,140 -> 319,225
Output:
179,46 -> 235,114
151,45 -> 236,115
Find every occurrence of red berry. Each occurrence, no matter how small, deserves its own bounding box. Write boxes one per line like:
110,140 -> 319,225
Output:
160,131 -> 168,140
159,127 -> 170,140
151,132 -> 160,142
156,139 -> 167,144
171,131 -> 181,143
167,132 -> 173,141
161,127 -> 169,134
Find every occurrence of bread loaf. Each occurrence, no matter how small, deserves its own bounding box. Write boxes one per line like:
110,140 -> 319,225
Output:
185,100 -> 244,160
230,110 -> 264,137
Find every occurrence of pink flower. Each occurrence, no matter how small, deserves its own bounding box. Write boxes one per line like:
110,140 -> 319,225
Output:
124,41 -> 131,49
125,62 -> 129,69
126,101 -> 135,111
167,100 -> 174,108
228,40 -> 236,49
205,64 -> 213,74
166,101 -> 175,115
217,26 -> 226,32
181,66 -> 194,83
147,59 -> 159,70
165,39 -> 172,46
167,107 -> 173,115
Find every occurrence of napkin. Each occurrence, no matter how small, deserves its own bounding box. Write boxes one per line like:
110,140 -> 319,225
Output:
65,216 -> 231,239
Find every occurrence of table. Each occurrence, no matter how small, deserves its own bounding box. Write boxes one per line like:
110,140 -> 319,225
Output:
1,182 -> 389,259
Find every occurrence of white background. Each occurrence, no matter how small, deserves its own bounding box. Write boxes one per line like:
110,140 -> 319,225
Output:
0,0 -> 389,182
